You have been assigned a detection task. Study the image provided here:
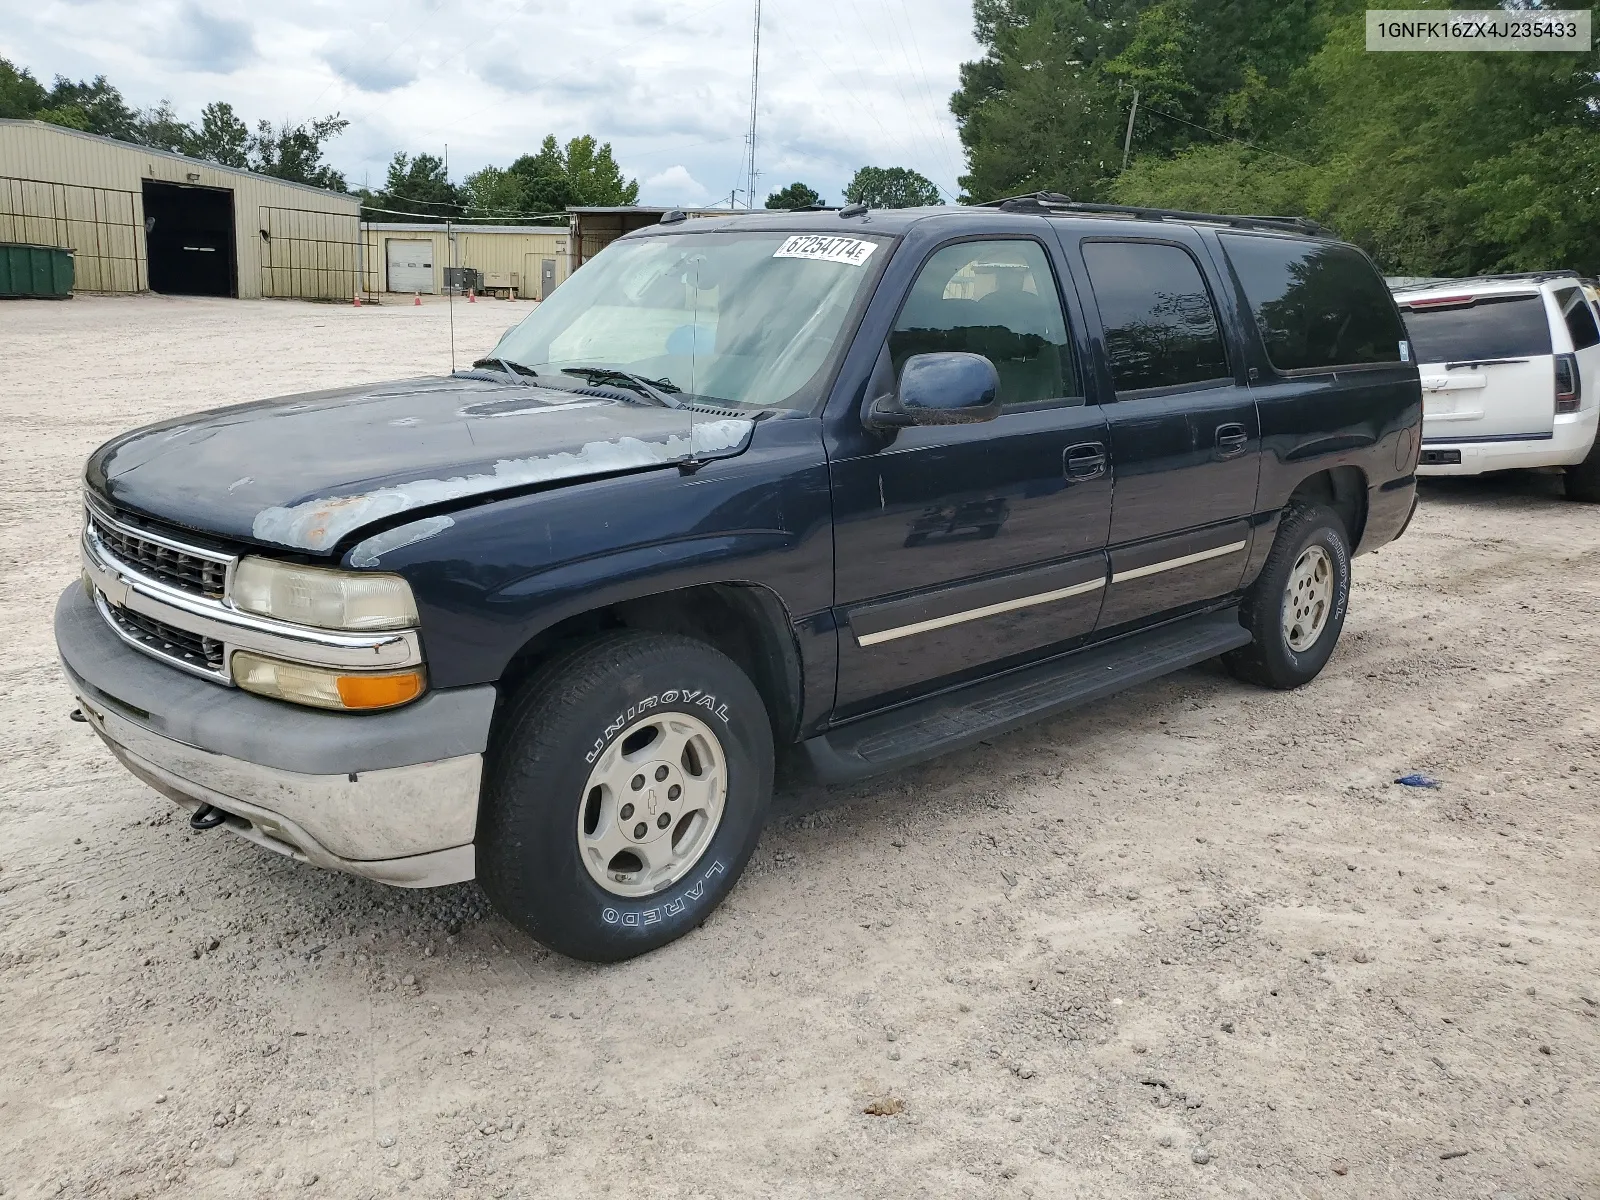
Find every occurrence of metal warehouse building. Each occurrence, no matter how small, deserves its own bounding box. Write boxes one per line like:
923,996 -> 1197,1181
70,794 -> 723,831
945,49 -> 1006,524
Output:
361,223 -> 571,299
0,119 -> 360,300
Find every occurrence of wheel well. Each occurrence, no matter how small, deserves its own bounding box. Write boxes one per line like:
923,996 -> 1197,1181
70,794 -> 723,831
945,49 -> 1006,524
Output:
497,584 -> 804,744
1287,467 -> 1367,547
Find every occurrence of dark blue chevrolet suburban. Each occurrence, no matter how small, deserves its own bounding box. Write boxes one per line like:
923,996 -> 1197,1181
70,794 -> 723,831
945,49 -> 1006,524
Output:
57,198 -> 1422,961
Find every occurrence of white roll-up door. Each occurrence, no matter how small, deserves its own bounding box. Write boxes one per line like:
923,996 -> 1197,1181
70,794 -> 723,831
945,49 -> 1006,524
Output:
386,239 -> 435,293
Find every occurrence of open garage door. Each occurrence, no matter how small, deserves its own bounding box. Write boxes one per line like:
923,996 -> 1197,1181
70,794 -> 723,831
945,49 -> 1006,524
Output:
142,180 -> 236,297
386,239 -> 435,294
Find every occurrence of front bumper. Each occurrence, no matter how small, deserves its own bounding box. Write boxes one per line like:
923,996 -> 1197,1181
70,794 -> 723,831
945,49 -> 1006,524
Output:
56,583 -> 496,888
1418,407 -> 1599,476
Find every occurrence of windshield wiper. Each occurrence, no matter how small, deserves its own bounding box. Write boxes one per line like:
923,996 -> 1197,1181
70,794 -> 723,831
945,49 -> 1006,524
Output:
471,357 -> 539,383
560,366 -> 683,408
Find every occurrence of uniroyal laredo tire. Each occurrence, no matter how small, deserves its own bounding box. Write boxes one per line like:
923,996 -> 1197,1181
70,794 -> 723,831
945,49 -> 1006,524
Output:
1223,502 -> 1352,690
479,631 -> 773,962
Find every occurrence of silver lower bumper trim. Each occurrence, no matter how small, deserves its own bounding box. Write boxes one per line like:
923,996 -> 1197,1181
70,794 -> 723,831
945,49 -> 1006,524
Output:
74,690 -> 479,889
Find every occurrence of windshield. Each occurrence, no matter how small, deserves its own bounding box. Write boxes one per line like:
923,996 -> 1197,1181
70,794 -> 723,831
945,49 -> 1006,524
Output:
489,230 -> 889,410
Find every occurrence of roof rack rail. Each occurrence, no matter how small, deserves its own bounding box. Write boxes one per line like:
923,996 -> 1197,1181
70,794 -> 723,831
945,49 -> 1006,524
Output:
975,192 -> 1328,236
1390,269 -> 1579,290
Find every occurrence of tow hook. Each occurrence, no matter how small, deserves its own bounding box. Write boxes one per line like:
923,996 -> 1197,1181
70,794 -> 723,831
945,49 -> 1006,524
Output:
190,804 -> 228,830
69,708 -> 87,723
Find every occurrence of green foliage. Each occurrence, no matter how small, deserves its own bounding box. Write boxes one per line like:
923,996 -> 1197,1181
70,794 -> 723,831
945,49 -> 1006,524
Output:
187,102 -> 250,168
248,115 -> 350,192
134,101 -> 191,154
0,58 -> 48,119
461,165 -> 530,221
843,165 -> 943,208
34,104 -> 91,131
765,181 -> 822,209
956,0 -> 1600,274
360,151 -> 461,221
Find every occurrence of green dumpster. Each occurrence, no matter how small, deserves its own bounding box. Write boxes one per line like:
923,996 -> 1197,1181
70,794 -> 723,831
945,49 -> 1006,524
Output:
0,243 -> 75,299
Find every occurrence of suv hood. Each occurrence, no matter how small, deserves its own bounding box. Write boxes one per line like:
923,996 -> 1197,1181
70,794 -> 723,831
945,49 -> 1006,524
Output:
86,376 -> 755,553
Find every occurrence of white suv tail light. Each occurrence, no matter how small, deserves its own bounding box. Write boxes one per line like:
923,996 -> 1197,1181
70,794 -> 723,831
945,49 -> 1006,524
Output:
1554,353 -> 1581,414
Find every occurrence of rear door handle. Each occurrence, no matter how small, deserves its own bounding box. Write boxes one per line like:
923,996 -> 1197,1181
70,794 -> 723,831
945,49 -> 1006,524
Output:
1215,423 -> 1249,458
1064,442 -> 1108,481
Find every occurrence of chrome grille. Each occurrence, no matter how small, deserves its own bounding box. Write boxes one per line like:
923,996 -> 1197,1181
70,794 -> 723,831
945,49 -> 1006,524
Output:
102,599 -> 227,675
86,508 -> 229,598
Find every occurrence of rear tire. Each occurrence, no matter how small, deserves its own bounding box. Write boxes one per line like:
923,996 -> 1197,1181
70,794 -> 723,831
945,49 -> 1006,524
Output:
479,631 -> 773,962
1564,438 -> 1600,503
1224,502 -> 1351,690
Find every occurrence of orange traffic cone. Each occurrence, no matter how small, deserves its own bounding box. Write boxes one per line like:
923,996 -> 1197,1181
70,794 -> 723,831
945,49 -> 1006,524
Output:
468,288 -> 475,303
352,293 -> 361,307
413,292 -> 421,306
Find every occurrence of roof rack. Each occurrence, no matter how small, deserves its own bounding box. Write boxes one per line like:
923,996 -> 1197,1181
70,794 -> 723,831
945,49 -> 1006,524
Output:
1390,269 -> 1579,291
975,192 -> 1328,237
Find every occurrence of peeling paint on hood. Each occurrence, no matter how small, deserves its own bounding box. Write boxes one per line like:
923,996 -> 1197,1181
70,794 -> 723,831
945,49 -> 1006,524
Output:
256,420 -> 752,551
84,377 -> 757,553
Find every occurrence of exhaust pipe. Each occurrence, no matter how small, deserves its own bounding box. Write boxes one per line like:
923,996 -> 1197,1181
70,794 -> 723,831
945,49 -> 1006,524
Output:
190,804 -> 228,830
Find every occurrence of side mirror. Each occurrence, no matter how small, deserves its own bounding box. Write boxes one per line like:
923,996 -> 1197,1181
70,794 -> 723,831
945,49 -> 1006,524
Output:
864,352 -> 1001,430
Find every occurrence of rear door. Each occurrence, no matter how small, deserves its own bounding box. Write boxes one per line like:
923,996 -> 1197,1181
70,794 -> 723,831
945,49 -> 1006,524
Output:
1397,291 -> 1553,443
1069,234 -> 1261,632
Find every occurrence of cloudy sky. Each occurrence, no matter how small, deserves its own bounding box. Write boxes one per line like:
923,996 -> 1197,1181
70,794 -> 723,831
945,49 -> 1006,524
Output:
4,0 -> 981,207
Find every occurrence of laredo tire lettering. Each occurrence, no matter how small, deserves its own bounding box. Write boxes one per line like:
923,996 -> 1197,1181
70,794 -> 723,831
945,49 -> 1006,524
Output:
596,860 -> 727,927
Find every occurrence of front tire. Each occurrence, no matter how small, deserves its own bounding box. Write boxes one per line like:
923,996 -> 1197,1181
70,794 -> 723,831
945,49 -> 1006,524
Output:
479,631 -> 773,962
1224,502 -> 1351,690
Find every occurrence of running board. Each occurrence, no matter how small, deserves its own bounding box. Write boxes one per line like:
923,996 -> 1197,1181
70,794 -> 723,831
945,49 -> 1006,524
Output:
800,608 -> 1251,784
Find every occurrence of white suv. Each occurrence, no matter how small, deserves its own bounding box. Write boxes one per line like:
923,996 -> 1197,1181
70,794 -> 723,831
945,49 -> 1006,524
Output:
1392,272 -> 1600,501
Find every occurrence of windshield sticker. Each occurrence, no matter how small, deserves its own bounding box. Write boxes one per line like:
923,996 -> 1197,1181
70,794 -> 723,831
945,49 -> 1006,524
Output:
773,235 -> 878,267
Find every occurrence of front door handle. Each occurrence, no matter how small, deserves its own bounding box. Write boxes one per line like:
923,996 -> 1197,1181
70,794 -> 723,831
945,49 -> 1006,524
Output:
1215,423 -> 1249,459
1064,442 -> 1108,481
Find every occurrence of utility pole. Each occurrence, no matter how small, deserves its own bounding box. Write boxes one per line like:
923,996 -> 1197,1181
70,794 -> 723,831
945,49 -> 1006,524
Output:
745,0 -> 762,208
1121,90 -> 1140,172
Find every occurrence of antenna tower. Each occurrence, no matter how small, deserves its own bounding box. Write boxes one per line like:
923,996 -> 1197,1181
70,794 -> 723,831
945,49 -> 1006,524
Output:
745,0 -> 761,208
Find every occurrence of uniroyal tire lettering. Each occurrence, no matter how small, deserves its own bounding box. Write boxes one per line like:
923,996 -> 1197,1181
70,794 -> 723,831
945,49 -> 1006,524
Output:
597,860 -> 725,926
584,686 -> 734,764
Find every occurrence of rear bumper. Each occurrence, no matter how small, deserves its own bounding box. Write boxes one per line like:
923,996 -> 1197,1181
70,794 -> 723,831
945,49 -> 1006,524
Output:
1418,408 -> 1598,475
56,583 -> 496,888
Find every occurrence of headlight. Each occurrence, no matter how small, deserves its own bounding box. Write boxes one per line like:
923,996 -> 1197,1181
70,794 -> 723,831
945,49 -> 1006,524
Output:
232,651 -> 426,711
231,557 -> 418,631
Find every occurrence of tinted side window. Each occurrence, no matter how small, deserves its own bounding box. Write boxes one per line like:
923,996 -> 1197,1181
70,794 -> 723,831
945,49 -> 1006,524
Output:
1555,286 -> 1600,350
890,240 -> 1080,408
1220,235 -> 1405,371
1398,295 -> 1553,363
1081,240 -> 1229,393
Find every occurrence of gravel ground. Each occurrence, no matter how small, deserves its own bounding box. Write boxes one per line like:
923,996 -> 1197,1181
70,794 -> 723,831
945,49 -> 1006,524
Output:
1,294 -> 1597,1200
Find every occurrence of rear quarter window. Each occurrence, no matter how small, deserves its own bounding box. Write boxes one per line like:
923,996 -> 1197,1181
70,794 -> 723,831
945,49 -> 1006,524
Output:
1397,295 -> 1553,363
1555,285 -> 1600,351
1219,234 -> 1406,371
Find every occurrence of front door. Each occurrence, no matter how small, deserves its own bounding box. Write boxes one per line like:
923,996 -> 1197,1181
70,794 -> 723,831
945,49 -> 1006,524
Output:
1069,235 -> 1261,631
828,237 -> 1113,717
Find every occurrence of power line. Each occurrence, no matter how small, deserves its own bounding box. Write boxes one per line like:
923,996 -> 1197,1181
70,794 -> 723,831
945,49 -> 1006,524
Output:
1136,104 -> 1314,169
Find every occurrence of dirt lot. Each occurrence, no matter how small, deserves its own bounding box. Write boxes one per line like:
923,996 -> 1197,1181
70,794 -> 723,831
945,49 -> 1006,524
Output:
1,293 -> 1597,1200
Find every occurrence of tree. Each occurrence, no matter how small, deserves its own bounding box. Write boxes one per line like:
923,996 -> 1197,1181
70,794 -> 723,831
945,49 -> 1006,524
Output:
765,181 -> 822,209
249,115 -> 349,191
359,151 -> 460,221
186,102 -> 250,168
461,165 -> 530,221
563,135 -> 640,206
843,166 -> 942,208
0,58 -> 48,119
134,101 -> 192,154
41,73 -> 137,139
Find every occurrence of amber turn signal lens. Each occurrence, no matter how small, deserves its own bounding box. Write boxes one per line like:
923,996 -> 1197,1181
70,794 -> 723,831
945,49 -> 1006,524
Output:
233,651 -> 426,711
335,671 -> 425,710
